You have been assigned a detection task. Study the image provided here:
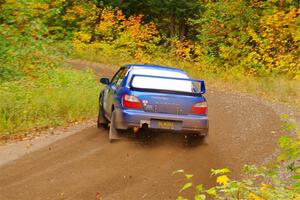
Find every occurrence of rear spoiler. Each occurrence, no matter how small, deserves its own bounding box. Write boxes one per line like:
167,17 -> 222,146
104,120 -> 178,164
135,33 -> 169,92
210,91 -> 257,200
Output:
129,74 -> 206,95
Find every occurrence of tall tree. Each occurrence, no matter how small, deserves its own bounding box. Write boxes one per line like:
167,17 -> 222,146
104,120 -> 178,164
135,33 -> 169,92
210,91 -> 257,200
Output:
103,0 -> 202,41
149,0 -> 202,41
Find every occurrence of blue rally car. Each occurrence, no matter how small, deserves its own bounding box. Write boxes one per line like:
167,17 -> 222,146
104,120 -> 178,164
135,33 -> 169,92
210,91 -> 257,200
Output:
98,64 -> 208,142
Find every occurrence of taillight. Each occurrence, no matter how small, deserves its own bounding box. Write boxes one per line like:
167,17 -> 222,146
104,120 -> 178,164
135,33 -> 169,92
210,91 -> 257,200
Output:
122,94 -> 142,109
192,101 -> 207,115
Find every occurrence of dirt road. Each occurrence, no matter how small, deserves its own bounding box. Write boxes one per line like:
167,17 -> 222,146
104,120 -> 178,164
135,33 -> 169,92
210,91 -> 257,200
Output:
0,60 -> 289,200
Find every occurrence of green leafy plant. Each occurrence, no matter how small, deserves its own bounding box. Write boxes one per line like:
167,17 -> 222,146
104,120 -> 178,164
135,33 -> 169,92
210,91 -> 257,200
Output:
173,116 -> 300,200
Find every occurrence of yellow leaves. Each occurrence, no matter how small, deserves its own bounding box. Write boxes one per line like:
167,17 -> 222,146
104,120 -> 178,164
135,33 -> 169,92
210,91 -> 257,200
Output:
247,28 -> 261,43
175,40 -> 195,60
6,0 -> 16,4
70,5 -> 85,15
216,175 -> 230,186
245,8 -> 300,77
63,5 -> 86,22
293,74 -> 300,81
30,3 -> 49,11
211,168 -> 231,175
211,168 -> 231,188
219,45 -> 234,60
93,7 -> 160,51
248,192 -> 265,200
73,32 -> 91,43
259,183 -> 270,196
116,9 -> 125,21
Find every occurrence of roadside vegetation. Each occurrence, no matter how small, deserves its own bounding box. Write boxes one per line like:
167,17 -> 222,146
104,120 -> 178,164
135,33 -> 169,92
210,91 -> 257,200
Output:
174,117 -> 300,199
0,1 -> 99,139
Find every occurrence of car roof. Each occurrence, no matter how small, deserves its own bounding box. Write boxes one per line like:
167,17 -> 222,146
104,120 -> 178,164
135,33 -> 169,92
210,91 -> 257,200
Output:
123,64 -> 186,73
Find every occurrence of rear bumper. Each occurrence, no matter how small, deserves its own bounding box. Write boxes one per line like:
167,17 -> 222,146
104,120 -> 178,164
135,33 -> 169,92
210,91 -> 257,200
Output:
114,108 -> 208,134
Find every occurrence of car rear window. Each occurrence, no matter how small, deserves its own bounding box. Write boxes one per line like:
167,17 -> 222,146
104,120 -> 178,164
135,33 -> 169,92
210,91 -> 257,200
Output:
131,68 -> 197,93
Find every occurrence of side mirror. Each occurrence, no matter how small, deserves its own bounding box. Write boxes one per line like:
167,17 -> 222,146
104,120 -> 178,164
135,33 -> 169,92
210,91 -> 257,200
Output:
100,78 -> 110,85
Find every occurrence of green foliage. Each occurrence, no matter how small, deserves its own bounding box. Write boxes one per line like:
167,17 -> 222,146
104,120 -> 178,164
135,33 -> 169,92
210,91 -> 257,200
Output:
3,0 -> 297,78
174,118 -> 300,200
0,0 -> 71,81
0,69 -> 99,136
0,0 -> 99,137
192,0 -> 300,78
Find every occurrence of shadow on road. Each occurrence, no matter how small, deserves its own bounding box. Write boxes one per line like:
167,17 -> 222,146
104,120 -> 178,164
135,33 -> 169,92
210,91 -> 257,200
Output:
104,127 -> 207,148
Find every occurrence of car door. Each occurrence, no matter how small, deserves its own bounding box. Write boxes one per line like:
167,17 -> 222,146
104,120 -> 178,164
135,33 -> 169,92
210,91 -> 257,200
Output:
104,67 -> 128,118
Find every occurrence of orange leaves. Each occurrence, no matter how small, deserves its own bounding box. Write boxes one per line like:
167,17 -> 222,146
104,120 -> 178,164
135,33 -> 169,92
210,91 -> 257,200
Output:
63,5 -> 86,22
100,8 -> 117,25
175,40 -> 195,60
125,17 -> 159,47
72,6 -> 161,58
30,3 -> 49,11
73,32 -> 91,43
91,7 -> 160,56
116,9 -> 125,21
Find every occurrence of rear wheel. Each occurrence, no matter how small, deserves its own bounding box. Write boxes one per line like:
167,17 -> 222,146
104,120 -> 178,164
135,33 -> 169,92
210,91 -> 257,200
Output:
185,133 -> 200,145
97,104 -> 108,129
185,131 -> 208,145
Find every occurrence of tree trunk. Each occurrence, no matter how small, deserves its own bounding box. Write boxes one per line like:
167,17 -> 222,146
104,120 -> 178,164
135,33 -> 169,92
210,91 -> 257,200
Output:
168,15 -> 176,38
179,19 -> 188,42
279,0 -> 285,10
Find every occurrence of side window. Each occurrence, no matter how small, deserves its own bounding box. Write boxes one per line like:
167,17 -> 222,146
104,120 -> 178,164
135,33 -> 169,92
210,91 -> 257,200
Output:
111,68 -> 124,84
115,68 -> 128,88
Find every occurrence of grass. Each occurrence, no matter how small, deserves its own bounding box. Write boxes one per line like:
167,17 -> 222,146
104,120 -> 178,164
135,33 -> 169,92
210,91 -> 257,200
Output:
73,44 -> 300,110
0,68 -> 100,139
0,30 -> 101,139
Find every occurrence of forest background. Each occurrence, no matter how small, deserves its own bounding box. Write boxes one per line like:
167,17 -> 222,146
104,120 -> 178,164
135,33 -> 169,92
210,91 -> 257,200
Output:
0,0 -> 299,140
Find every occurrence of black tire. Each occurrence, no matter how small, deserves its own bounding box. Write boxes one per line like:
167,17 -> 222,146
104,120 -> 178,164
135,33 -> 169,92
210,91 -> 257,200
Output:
185,133 -> 200,145
97,103 -> 108,129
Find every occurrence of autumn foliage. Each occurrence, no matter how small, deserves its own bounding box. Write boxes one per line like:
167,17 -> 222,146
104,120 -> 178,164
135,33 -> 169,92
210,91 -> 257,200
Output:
73,7 -> 160,58
2,0 -> 297,78
54,0 -> 300,79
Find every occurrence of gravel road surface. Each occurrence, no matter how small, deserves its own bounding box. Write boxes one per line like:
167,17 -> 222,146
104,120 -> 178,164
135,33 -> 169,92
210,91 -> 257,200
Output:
1,60 -> 297,200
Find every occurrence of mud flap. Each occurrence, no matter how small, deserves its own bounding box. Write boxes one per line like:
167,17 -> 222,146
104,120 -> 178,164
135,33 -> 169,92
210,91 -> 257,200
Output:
201,135 -> 209,144
201,128 -> 209,144
109,111 -> 120,142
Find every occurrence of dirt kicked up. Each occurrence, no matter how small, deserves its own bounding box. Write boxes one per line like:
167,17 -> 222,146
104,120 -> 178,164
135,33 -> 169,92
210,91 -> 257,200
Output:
0,60 -> 293,200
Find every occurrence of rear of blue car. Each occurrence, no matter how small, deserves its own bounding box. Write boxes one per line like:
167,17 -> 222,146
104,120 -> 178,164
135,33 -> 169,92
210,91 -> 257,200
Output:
99,65 -> 208,142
